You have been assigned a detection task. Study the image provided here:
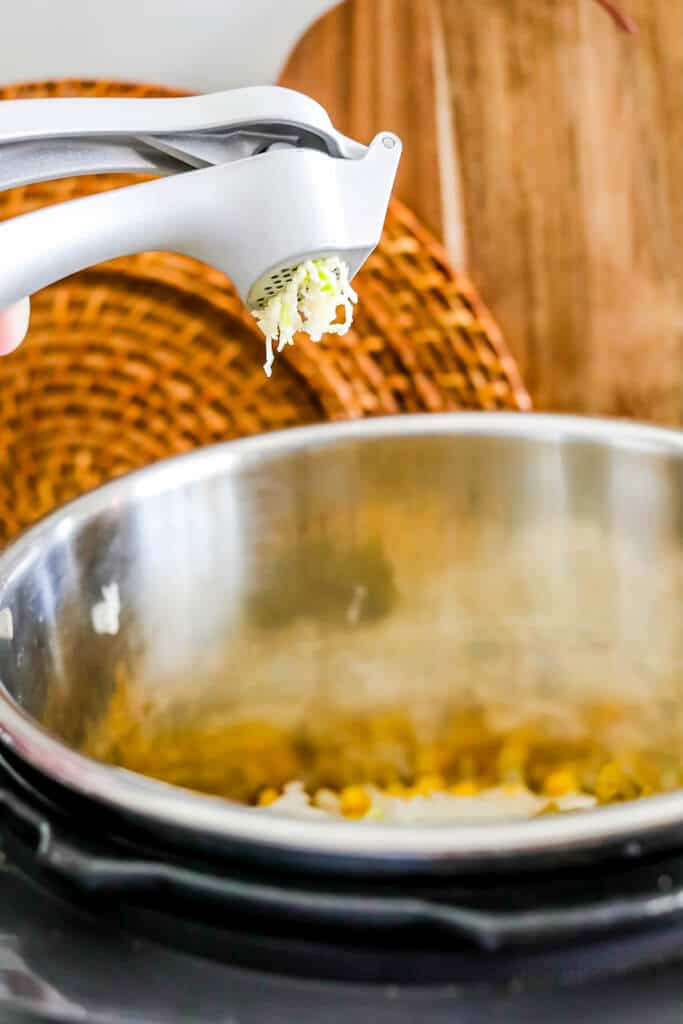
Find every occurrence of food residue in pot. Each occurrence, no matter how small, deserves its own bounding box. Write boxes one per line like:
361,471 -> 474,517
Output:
91,583 -> 121,636
0,607 -> 13,640
260,779 -> 597,823
77,668 -> 682,824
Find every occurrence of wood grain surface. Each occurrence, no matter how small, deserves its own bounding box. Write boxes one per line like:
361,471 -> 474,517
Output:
280,0 -> 683,425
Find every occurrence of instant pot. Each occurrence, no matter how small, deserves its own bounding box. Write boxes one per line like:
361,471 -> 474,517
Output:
0,413 -> 682,1022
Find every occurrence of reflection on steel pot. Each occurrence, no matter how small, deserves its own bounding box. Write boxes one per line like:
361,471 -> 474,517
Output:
0,413 -> 681,875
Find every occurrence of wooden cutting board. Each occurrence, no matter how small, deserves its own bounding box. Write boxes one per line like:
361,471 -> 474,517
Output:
280,0 -> 683,426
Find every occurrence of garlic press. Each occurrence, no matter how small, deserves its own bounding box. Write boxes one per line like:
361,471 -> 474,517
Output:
0,86 -> 401,313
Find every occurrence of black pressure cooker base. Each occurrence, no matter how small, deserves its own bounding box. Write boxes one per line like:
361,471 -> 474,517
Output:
6,751 -> 683,1020
4,867 -> 683,1024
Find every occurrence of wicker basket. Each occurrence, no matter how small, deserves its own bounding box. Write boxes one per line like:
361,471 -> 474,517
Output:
0,80 -> 530,546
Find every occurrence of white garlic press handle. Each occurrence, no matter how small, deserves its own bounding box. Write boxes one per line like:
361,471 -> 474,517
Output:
0,87 -> 362,154
0,175 -> 192,308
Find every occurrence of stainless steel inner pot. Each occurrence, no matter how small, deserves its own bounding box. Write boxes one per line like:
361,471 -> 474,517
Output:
0,413 -> 681,874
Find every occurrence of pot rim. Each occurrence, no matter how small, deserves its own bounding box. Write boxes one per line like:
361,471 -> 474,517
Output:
0,412 -> 682,870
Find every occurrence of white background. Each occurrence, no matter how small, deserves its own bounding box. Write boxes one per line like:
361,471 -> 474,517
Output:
0,0 -> 340,93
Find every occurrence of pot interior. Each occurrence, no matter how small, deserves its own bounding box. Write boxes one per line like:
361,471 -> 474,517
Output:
0,418 -> 682,826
